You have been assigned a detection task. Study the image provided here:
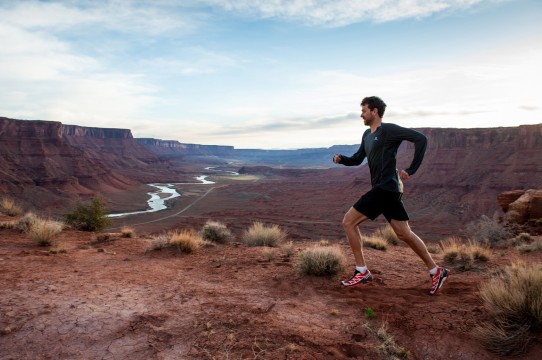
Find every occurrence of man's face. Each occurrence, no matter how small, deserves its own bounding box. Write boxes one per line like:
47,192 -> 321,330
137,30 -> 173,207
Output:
360,104 -> 375,126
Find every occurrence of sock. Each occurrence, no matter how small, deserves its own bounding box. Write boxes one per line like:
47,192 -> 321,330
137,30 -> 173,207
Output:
355,265 -> 368,274
429,266 -> 439,275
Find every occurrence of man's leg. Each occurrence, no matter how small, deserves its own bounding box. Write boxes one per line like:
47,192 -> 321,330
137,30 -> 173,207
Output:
389,219 -> 448,295
342,207 -> 369,267
389,219 -> 436,269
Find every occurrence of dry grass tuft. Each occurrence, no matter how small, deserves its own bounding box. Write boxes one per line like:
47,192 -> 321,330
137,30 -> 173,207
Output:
261,247 -> 276,261
441,237 -> 491,271
242,222 -> 286,247
169,230 -> 206,253
0,198 -> 24,217
27,217 -> 64,246
0,220 -> 18,229
16,212 -> 39,232
363,322 -> 409,359
374,225 -> 399,245
517,240 -> 542,253
473,261 -> 542,356
281,241 -> 295,257
120,227 -> 135,238
146,230 -> 207,253
363,235 -> 388,251
201,220 -> 234,243
296,246 -> 345,276
147,234 -> 170,251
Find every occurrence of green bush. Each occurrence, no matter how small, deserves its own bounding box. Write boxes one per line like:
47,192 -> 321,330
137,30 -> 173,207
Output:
64,197 -> 111,232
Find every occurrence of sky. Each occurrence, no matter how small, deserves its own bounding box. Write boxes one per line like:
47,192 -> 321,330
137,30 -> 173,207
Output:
0,0 -> 541,149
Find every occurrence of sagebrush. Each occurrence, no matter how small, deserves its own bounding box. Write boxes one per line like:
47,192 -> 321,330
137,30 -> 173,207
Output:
201,220 -> 233,243
466,215 -> 511,247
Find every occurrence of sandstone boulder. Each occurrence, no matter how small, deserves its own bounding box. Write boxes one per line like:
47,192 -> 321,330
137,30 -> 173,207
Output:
498,189 -> 542,223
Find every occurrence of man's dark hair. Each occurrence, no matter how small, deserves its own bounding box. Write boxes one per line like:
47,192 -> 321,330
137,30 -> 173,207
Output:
361,96 -> 387,118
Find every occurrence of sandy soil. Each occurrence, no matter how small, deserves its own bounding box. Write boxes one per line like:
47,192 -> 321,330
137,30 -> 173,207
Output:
1,218 -> 541,359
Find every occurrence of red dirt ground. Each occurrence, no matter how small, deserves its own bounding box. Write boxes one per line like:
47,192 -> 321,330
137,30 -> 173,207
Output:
1,214 -> 541,359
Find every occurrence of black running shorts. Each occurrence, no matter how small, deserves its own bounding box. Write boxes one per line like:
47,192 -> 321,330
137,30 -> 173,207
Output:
353,187 -> 409,222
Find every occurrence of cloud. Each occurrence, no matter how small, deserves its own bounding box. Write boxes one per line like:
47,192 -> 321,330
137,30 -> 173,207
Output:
144,48 -> 241,76
0,0 -> 194,34
206,0 -> 492,26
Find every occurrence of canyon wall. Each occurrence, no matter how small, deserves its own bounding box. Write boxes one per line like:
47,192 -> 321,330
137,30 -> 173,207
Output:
0,118 -> 181,210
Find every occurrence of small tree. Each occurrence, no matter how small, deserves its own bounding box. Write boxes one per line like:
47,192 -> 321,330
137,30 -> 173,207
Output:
64,197 -> 111,231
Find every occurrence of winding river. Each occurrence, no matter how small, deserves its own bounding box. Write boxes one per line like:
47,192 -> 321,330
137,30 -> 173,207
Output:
108,169 -> 237,218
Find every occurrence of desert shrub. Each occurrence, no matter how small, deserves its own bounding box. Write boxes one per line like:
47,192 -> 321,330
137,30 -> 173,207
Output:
374,225 -> 399,245
120,227 -> 135,238
242,222 -> 286,247
27,218 -> 64,246
517,240 -> 542,254
16,212 -> 38,232
468,240 -> 492,262
261,247 -> 276,261
147,234 -> 170,251
296,246 -> 345,276
201,220 -> 233,243
441,237 -> 491,271
509,232 -> 533,246
0,198 -> 24,217
466,215 -> 511,247
0,220 -> 18,229
426,242 -> 440,254
169,230 -> 205,253
318,239 -> 330,246
363,235 -> 388,251
281,241 -> 295,257
363,322 -> 409,359
64,197 -> 111,232
473,262 -> 542,355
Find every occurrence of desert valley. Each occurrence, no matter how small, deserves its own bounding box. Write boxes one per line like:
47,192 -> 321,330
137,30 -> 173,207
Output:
1,117 -> 541,359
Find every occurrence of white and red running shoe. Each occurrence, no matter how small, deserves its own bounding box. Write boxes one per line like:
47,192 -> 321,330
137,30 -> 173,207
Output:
429,267 -> 449,295
340,269 -> 373,287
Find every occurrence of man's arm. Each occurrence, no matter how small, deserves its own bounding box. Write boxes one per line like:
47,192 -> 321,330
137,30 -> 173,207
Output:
388,124 -> 427,176
334,142 -> 366,166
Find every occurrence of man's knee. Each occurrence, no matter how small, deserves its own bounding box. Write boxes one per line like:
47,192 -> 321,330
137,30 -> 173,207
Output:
390,221 -> 412,241
343,208 -> 366,229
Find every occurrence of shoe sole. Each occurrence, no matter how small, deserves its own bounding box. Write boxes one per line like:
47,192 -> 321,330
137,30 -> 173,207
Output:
430,273 -> 448,295
340,275 -> 373,287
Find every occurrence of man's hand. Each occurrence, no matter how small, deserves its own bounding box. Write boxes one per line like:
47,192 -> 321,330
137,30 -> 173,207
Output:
333,154 -> 342,164
399,170 -> 410,180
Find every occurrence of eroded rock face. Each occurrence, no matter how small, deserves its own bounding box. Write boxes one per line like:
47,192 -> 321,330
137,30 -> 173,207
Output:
498,189 -> 542,223
0,117 -> 179,211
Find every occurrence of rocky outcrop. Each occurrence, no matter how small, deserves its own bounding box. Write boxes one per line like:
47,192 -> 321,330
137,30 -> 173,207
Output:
137,138 -> 235,157
498,189 -> 542,223
0,117 -> 181,211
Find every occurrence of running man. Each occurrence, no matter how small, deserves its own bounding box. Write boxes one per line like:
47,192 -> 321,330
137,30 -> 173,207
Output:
333,96 -> 448,295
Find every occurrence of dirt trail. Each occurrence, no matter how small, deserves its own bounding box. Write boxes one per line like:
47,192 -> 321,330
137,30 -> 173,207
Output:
1,224 -> 541,359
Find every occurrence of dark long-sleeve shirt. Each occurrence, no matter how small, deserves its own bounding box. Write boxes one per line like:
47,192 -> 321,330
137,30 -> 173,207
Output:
339,123 -> 427,193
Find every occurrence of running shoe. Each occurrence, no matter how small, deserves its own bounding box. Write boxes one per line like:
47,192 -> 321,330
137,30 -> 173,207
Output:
341,269 -> 373,287
429,267 -> 449,295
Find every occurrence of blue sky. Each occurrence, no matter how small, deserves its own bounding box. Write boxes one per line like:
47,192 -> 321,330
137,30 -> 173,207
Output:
1,0 -> 541,149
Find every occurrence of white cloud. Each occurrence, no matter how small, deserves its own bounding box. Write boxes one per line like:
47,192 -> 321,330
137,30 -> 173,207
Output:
0,0 -> 193,34
206,0 -> 491,26
144,48 -> 241,76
